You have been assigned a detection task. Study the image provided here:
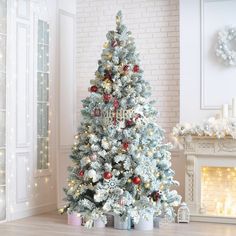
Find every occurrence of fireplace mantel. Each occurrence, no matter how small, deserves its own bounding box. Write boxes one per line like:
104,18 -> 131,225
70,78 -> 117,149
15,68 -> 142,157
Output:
183,136 -> 236,224
184,136 -> 236,155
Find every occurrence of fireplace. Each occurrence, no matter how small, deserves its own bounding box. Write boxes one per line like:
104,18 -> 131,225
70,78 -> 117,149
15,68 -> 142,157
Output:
183,137 -> 236,224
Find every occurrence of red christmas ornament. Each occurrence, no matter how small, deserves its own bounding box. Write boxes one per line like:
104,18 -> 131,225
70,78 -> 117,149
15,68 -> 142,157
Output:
134,114 -> 141,120
103,94 -> 111,103
113,99 -> 119,109
126,119 -> 133,127
104,71 -> 112,81
90,85 -> 98,92
111,40 -> 118,47
123,65 -> 129,72
123,141 -> 129,150
151,191 -> 161,202
103,171 -> 112,180
78,170 -> 84,177
132,176 -> 141,185
93,108 -> 101,117
133,65 -> 140,73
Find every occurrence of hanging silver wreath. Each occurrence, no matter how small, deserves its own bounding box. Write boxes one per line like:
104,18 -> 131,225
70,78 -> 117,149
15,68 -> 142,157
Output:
215,26 -> 236,66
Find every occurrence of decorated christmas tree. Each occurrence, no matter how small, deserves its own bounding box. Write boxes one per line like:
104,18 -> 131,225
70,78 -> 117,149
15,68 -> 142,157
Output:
62,11 -> 181,228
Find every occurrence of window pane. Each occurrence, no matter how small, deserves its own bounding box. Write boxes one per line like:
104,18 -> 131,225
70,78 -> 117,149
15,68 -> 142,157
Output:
44,22 -> 49,45
38,20 -> 44,44
0,0 -> 6,34
37,73 -> 49,102
0,149 -> 5,185
0,35 -> 6,72
0,186 -> 6,221
37,103 -> 48,137
0,111 -> 5,147
0,73 -> 5,109
37,44 -> 44,72
37,137 -> 48,170
44,45 -> 49,72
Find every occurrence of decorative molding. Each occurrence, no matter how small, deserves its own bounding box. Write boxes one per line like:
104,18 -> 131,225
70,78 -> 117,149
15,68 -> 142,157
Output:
197,142 -> 215,152
16,22 -> 30,148
17,0 -> 30,20
200,0 -> 219,110
200,0 -> 236,110
16,152 -> 29,203
185,142 -> 195,152
185,155 -> 195,203
217,139 -> 236,152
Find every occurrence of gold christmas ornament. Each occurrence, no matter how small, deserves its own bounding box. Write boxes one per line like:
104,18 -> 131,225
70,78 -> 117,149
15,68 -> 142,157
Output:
138,146 -> 143,151
107,53 -> 112,60
58,208 -> 64,214
116,14 -> 121,24
147,151 -> 153,157
145,183 -> 150,188
103,79 -> 112,90
103,42 -> 109,48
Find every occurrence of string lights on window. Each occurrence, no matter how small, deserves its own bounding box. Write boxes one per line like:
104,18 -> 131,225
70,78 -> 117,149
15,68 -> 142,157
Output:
37,19 -> 50,170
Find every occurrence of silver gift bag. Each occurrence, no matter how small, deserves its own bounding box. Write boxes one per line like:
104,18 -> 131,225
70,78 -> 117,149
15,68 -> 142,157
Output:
153,216 -> 161,228
134,214 -> 153,231
105,213 -> 114,227
114,215 -> 131,230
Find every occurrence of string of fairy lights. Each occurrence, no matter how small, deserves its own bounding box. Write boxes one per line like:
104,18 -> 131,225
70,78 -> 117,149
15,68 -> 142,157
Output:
201,167 -> 236,216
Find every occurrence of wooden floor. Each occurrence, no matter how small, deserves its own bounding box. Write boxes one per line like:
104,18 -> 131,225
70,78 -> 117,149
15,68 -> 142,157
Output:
0,212 -> 235,236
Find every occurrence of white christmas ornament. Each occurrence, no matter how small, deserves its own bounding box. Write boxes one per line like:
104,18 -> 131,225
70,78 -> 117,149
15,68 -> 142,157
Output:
87,169 -> 98,182
90,153 -> 97,161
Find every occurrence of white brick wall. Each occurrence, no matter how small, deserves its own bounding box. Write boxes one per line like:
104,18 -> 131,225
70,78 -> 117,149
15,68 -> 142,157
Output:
76,0 -> 184,197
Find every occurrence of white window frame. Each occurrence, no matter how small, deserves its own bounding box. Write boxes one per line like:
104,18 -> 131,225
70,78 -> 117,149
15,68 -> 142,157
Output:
33,14 -> 52,177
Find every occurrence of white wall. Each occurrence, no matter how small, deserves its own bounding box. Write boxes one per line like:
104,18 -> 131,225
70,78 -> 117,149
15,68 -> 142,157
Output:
57,0 -> 77,208
76,0 -> 184,197
180,0 -> 236,123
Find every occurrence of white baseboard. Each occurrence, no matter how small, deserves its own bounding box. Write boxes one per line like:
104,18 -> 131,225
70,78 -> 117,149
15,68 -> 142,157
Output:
191,214 -> 236,224
9,203 -> 57,221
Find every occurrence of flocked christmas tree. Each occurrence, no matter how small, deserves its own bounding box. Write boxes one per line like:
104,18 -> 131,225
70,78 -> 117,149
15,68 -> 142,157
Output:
62,11 -> 181,228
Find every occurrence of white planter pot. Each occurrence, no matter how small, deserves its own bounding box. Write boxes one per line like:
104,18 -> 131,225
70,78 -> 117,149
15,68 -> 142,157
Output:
134,214 -> 153,231
67,212 -> 82,226
114,215 -> 131,230
153,216 -> 161,228
94,219 -> 106,228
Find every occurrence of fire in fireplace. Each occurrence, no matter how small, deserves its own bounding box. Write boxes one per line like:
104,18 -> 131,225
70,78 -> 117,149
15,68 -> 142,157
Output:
201,167 -> 236,217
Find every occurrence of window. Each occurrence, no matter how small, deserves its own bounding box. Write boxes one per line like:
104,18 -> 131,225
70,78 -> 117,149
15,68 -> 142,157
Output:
0,0 -> 7,221
37,19 -> 49,170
